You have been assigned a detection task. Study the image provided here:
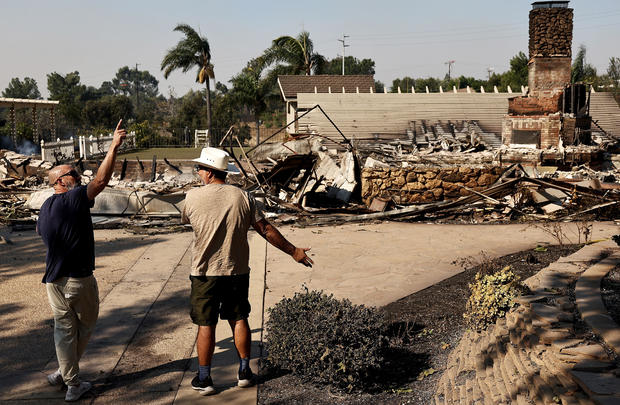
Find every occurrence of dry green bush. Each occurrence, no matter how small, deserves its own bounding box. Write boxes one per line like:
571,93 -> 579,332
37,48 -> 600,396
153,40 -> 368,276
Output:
464,266 -> 521,330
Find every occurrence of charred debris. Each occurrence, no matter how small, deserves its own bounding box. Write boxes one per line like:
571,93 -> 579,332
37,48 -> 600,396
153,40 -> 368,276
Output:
2,119 -> 618,233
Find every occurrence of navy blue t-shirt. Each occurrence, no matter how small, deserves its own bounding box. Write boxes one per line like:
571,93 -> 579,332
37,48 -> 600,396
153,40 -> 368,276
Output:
37,185 -> 95,283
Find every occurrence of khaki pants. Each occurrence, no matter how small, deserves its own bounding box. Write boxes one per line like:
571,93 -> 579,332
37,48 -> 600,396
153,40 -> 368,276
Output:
46,275 -> 99,385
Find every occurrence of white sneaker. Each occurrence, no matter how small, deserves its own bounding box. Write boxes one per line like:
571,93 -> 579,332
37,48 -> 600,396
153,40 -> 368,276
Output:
65,381 -> 92,402
47,369 -> 63,386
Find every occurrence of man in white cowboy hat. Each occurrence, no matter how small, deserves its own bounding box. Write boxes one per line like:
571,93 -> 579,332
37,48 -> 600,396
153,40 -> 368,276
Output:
182,147 -> 312,395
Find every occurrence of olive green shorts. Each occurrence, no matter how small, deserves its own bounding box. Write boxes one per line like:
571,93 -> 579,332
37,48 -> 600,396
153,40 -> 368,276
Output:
189,274 -> 251,326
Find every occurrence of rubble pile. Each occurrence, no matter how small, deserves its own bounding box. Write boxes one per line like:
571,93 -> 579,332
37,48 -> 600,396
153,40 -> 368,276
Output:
0,149 -> 52,185
308,166 -> 620,226
2,131 -> 619,230
240,137 -> 357,209
353,120 -> 498,159
0,193 -> 30,222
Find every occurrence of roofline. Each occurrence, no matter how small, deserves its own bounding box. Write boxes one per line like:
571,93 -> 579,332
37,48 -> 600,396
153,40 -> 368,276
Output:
0,97 -> 60,108
277,77 -> 290,102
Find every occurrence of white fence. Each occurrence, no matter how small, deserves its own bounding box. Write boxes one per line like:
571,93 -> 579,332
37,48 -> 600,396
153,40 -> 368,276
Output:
194,129 -> 209,147
40,138 -> 75,162
39,132 -> 137,162
78,132 -> 136,159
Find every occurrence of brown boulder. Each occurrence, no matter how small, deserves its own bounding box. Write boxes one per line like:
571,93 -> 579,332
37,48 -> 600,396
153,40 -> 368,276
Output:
426,179 -> 443,189
431,188 -> 444,198
464,179 -> 478,189
439,170 -> 463,183
393,175 -> 406,186
477,173 -> 498,186
406,182 -> 425,191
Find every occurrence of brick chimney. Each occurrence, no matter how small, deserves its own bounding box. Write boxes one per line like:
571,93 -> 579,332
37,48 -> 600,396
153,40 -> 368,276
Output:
502,1 -> 578,149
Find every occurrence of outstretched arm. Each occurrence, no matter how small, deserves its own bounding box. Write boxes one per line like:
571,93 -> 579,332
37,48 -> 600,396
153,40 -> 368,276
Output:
252,218 -> 313,267
87,119 -> 126,201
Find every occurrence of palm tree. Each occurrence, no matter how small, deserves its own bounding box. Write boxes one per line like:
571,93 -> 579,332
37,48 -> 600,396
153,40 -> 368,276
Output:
263,31 -> 326,75
231,58 -> 281,144
161,24 -> 215,141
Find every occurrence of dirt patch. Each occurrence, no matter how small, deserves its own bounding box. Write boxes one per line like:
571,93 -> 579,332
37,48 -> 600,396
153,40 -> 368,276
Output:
258,244 -> 581,404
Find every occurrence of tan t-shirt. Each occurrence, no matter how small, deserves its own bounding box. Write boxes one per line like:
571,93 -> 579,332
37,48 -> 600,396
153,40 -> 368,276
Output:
182,184 -> 264,276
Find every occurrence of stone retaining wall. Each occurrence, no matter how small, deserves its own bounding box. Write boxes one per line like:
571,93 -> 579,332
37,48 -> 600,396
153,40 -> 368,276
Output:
361,166 -> 503,205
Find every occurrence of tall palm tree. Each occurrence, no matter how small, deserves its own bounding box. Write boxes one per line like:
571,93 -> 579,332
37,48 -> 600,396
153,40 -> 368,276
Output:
263,31 -> 326,75
161,24 -> 214,141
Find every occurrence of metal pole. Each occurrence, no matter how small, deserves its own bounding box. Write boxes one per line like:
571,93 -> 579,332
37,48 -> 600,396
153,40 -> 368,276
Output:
338,34 -> 349,75
135,63 -> 140,111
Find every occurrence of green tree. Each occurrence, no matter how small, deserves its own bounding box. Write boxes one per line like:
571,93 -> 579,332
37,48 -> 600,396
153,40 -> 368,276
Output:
161,24 -> 215,141
390,76 -> 416,93
607,57 -> 620,89
325,56 -> 375,75
231,58 -> 280,142
82,95 -> 134,128
505,51 -> 529,88
262,31 -> 326,75
413,77 -> 441,93
111,66 -> 159,98
169,90 -> 209,130
2,77 -> 42,99
572,45 -> 597,84
47,71 -> 87,127
99,81 -> 115,96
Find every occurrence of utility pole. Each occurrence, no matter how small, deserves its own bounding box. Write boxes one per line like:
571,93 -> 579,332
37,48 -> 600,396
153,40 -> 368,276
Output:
487,67 -> 494,81
135,63 -> 140,111
444,60 -> 455,80
338,34 -> 349,75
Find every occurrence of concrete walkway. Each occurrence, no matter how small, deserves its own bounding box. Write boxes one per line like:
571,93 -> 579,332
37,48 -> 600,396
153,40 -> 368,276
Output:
2,232 -> 193,402
0,221 -> 618,404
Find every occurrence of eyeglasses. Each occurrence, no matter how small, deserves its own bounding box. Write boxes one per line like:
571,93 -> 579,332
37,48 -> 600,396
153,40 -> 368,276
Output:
57,169 -> 80,182
194,165 -> 208,172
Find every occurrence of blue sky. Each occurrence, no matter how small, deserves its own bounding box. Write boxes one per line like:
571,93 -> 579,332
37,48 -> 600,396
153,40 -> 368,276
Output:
1,0 -> 619,98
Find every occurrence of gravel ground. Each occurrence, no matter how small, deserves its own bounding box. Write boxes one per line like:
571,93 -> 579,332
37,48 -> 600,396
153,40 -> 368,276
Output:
257,244 -> 581,405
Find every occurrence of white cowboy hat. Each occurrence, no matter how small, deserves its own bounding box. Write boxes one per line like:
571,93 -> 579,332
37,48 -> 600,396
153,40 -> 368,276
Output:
192,147 -> 240,173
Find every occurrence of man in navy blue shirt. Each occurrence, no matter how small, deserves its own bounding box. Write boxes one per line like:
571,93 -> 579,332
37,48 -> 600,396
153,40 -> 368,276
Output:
37,120 -> 126,402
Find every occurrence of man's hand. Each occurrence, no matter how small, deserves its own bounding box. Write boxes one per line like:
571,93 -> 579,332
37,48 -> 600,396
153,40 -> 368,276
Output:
253,218 -> 314,268
86,118 -> 126,200
112,119 -> 127,149
292,247 -> 313,267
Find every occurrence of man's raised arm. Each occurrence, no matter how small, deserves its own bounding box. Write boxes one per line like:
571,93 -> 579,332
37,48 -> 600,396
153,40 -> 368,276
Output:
252,218 -> 313,267
87,119 -> 126,201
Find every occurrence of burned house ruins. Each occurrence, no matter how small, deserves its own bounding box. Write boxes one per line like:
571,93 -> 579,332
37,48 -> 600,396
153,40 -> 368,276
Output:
1,1 -> 619,228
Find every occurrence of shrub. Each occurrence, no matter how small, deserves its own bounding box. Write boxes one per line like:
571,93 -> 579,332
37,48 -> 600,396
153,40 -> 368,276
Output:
265,290 -> 386,391
464,266 -> 521,331
130,120 -> 157,148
